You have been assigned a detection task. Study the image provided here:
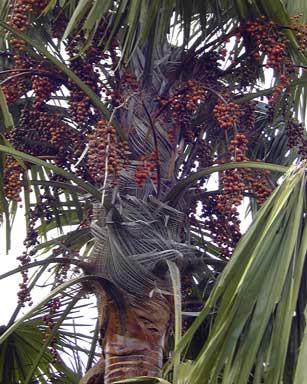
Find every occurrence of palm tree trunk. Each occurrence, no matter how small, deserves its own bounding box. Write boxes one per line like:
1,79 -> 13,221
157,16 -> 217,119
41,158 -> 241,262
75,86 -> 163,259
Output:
81,291 -> 171,384
80,204 -> 172,383
104,294 -> 171,383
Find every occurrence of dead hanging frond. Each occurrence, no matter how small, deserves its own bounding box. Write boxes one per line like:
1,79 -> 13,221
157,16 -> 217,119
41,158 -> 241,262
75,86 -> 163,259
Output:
87,195 -> 202,298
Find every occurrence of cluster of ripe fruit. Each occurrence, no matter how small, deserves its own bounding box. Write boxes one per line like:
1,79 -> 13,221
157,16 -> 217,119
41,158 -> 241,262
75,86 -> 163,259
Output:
42,296 -> 62,361
201,194 -> 242,259
41,250 -> 71,361
200,132 -> 272,258
161,80 -> 207,143
246,18 -> 286,71
8,0 -> 46,49
3,157 -> 23,202
135,151 -> 158,187
213,100 -> 241,130
87,120 -> 129,184
287,119 -> 307,160
15,208 -> 41,307
67,42 -> 103,126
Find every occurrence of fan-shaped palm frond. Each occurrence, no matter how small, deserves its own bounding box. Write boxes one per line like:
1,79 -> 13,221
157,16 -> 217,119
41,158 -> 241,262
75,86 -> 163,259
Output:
166,161 -> 307,383
0,320 -> 80,384
0,273 -> 126,383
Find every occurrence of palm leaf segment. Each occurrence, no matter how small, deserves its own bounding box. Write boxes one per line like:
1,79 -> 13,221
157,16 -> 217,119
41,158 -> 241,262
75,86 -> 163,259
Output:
166,161 -> 307,383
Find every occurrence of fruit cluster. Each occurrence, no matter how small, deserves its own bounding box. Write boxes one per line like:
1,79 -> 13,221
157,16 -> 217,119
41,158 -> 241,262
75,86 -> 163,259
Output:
159,80 -> 207,144
42,296 -> 61,361
3,157 -> 23,202
32,73 -> 58,110
10,109 -> 84,157
226,134 -> 271,206
4,5 -> 59,125
8,0 -> 46,50
199,131 -> 273,258
228,133 -> 248,161
287,119 -> 305,148
213,100 -> 241,130
121,71 -> 139,93
245,169 -> 272,206
66,36 -> 104,127
134,150 -> 158,187
201,195 -> 241,259
197,135 -> 248,258
8,0 -> 32,50
196,140 -> 213,169
2,55 -> 30,104
289,15 -> 307,53
16,250 -> 33,307
286,119 -> 307,159
87,119 -> 129,184
266,43 -> 287,70
245,19 -> 286,71
105,69 -> 140,107
42,260 -> 70,361
16,209 -> 39,307
220,170 -> 246,207
4,108 -> 88,204
238,101 -> 257,132
4,0 -> 53,105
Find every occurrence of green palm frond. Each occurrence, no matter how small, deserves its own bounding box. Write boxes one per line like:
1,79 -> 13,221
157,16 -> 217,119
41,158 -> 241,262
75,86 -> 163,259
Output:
0,275 -> 125,381
0,318 -> 80,384
0,145 -> 101,199
165,161 -> 288,205
0,141 -> 100,249
283,0 -> 307,23
39,0 -> 307,69
166,161 -> 307,383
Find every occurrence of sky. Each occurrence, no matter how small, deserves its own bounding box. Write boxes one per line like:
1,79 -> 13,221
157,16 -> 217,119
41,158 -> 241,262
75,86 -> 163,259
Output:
0,211 -> 26,324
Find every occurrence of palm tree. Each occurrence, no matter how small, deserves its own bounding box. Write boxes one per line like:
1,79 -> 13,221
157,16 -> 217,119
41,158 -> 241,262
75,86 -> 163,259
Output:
1,1 -> 307,383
